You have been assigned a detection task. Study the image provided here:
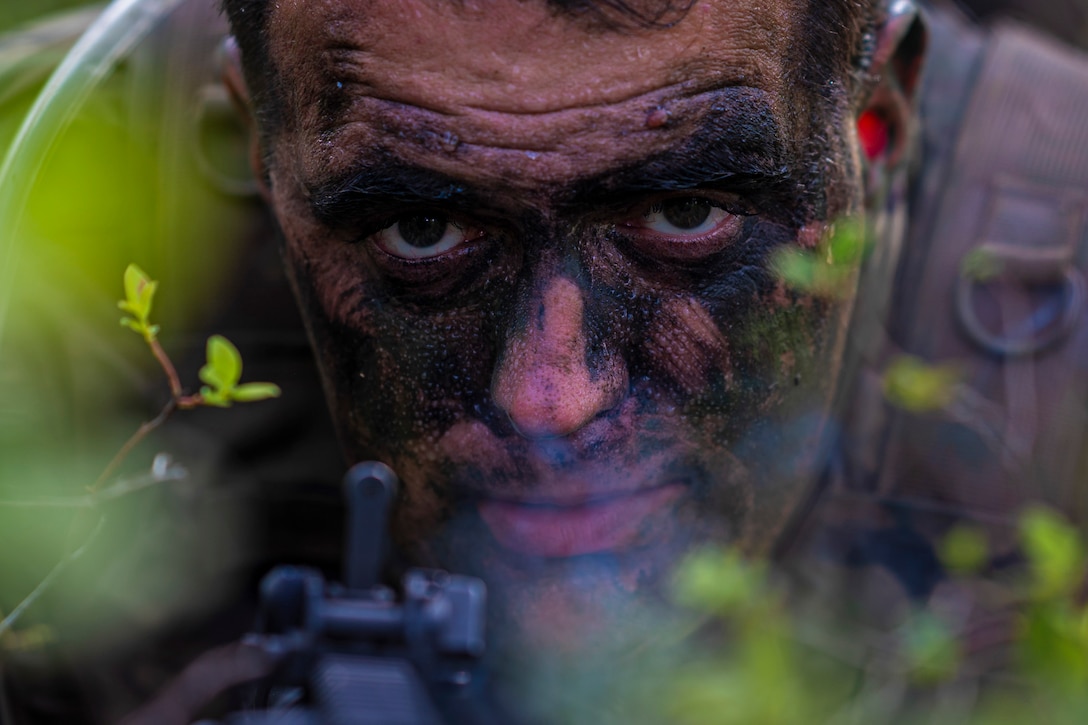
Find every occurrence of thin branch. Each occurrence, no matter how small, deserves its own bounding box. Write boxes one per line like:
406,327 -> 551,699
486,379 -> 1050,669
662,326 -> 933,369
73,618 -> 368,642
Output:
0,517 -> 106,640
90,400 -> 176,492
0,458 -> 187,509
148,336 -> 183,401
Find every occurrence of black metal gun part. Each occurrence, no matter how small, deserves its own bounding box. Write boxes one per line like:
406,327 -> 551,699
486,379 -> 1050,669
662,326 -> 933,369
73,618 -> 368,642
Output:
221,462 -> 500,725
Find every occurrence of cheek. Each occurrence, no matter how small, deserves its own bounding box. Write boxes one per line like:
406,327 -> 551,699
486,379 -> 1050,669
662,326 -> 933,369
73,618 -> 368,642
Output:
644,296 -> 732,396
331,308 -> 501,450
280,226 -> 378,333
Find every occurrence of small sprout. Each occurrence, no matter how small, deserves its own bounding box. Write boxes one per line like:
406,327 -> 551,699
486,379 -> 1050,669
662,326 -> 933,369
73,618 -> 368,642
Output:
230,382 -> 283,402
961,248 -> 1004,283
1020,507 -> 1085,601
882,355 -> 963,413
941,525 -> 990,576
198,335 -> 281,408
118,263 -> 159,342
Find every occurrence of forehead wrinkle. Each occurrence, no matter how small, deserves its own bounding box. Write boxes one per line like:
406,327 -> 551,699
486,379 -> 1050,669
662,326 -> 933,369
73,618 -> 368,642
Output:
322,48 -> 774,118
271,0 -> 795,122
306,82 -> 782,187
303,107 -> 793,231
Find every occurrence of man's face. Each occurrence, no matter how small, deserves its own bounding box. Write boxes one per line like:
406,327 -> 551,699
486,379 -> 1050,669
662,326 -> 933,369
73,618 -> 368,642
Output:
261,0 -> 864,649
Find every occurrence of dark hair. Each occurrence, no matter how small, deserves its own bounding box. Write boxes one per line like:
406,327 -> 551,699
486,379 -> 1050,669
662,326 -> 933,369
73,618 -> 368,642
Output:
792,0 -> 885,216
220,0 -> 277,131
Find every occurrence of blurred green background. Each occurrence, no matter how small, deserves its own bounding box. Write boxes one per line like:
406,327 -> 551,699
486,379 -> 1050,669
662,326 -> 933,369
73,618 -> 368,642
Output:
0,1 -> 102,34
0,0 -> 264,659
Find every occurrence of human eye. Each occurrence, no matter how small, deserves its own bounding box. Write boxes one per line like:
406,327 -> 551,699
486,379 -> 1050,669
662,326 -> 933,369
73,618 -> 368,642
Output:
640,197 -> 731,236
372,212 -> 481,259
619,195 -> 749,259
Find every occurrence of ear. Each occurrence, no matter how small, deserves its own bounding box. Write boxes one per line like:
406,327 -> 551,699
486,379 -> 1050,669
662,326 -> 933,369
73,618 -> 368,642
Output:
221,36 -> 272,203
858,1 -> 927,190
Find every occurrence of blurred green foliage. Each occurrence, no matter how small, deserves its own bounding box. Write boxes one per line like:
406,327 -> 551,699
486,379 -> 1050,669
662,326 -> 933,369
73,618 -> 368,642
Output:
616,507 -> 1088,724
940,525 -> 991,576
1,263 -> 279,656
883,355 -> 964,413
771,219 -> 868,298
0,1 -> 101,35
1,0 -> 257,649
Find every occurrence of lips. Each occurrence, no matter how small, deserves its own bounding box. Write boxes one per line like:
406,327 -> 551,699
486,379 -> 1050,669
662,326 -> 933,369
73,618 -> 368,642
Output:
476,483 -> 686,558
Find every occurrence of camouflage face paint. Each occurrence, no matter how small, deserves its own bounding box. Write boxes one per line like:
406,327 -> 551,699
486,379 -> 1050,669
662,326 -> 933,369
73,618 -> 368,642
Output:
264,0 -> 863,659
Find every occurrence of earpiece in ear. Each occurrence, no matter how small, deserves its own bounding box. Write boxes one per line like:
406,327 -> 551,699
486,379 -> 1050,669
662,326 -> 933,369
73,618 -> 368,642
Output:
858,109 -> 890,161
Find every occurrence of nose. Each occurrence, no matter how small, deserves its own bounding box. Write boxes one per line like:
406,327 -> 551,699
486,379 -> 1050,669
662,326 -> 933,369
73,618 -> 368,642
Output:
492,276 -> 627,439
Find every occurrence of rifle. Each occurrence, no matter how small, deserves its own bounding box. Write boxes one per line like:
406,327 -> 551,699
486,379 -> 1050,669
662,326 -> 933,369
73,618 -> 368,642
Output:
217,462 -> 508,725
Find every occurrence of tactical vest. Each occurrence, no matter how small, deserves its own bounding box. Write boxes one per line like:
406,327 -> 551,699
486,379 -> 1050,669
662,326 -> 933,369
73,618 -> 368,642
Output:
785,4 -> 1088,578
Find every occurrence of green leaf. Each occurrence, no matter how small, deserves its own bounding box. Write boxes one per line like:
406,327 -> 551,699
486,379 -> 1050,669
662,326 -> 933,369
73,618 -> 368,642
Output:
122,264 -> 156,321
772,248 -> 817,290
123,264 -> 143,309
828,219 -> 866,265
882,355 -> 963,413
195,337 -> 280,407
198,385 -> 231,408
199,335 -> 243,391
1018,603 -> 1088,688
137,279 -> 157,317
120,317 -> 143,333
231,382 -> 282,402
770,244 -> 856,298
673,548 -> 767,615
940,525 -> 989,575
1020,507 -> 1085,600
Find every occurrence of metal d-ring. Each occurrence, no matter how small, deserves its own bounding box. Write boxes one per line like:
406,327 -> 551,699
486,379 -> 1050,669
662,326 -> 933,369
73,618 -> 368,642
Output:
956,264 -> 1087,357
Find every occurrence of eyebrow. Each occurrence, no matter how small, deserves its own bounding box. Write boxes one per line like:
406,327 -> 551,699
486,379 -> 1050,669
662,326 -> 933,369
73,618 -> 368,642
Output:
306,105 -> 794,228
571,102 -> 794,208
308,160 -> 482,227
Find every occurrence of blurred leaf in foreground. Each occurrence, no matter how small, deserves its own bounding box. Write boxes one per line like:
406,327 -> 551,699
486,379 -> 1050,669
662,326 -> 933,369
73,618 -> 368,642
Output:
940,525 -> 990,576
882,355 -> 963,413
1020,507 -> 1085,601
771,219 -> 868,298
904,611 -> 961,684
